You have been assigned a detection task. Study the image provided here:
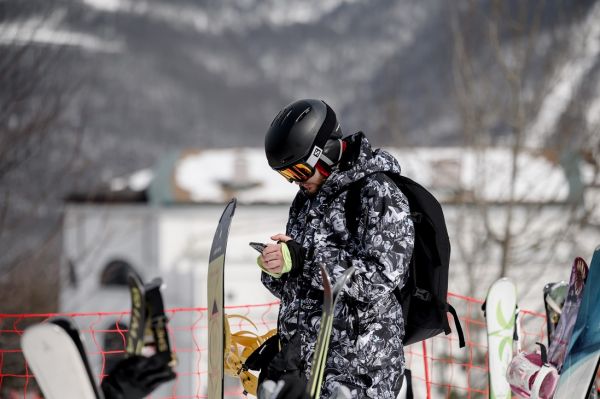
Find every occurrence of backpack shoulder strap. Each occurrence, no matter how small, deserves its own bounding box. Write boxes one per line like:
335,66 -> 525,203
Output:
343,171 -> 395,234
344,177 -> 367,235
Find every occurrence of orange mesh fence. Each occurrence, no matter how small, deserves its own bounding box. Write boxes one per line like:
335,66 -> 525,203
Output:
0,294 -> 550,398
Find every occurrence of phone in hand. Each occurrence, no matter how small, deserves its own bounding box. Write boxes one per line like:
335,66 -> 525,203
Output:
249,242 -> 267,253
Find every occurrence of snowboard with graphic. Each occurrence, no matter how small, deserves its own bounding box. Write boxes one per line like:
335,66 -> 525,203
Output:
543,280 -> 568,345
547,257 -> 589,369
21,318 -> 102,399
484,277 -> 517,399
207,199 -> 237,399
554,247 -> 600,399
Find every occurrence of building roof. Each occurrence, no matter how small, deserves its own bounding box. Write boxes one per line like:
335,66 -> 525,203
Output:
67,147 -> 598,205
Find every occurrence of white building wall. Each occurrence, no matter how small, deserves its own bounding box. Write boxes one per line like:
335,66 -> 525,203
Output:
61,204 -> 158,313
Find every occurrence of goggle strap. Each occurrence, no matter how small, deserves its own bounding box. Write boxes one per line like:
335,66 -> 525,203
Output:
319,153 -> 335,166
305,145 -> 324,167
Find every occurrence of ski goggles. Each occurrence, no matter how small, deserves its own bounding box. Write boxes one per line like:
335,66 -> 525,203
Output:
275,161 -> 316,183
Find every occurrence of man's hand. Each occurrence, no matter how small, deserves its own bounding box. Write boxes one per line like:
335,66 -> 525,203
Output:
260,234 -> 292,275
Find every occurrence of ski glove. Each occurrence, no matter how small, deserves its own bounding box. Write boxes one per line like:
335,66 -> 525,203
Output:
101,354 -> 176,399
258,374 -> 309,399
257,240 -> 305,278
258,376 -> 353,399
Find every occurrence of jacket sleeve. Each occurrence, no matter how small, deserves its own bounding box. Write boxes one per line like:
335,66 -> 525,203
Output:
319,176 -> 415,303
261,271 -> 285,299
260,193 -> 307,299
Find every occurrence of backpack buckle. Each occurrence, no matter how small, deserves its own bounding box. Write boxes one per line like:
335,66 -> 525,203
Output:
414,288 -> 431,302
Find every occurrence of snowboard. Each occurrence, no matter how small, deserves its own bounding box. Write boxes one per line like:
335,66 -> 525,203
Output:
543,280 -> 568,345
554,247 -> 600,399
483,277 -> 517,399
207,199 -> 237,399
547,257 -> 589,369
21,318 -> 102,399
307,264 -> 355,399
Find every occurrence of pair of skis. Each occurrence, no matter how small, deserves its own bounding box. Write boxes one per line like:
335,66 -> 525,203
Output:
206,199 -> 355,399
126,270 -> 176,366
306,265 -> 355,399
21,271 -> 175,399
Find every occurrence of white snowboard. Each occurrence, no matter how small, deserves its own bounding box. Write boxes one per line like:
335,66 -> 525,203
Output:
485,277 -> 518,399
21,322 -> 100,399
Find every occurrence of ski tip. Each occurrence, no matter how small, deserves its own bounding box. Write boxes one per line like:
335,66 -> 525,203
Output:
227,197 -> 238,208
49,317 -> 79,333
491,277 -> 515,287
486,277 -> 517,300
147,277 -> 164,290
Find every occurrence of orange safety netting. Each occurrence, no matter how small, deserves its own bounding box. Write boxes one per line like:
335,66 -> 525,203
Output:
0,294 -> 548,399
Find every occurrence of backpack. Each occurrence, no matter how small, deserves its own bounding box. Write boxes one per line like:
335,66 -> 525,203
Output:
344,172 -> 465,347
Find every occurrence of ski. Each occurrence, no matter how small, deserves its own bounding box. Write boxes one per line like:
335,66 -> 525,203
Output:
543,281 -> 568,345
21,317 -> 103,399
547,257 -> 589,369
145,277 -> 177,366
483,277 -> 517,399
554,247 -> 600,399
126,268 -> 147,356
125,269 -> 176,368
307,264 -> 355,399
207,198 -> 237,399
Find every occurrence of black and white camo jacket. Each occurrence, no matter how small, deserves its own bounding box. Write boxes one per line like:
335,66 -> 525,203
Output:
261,132 -> 415,398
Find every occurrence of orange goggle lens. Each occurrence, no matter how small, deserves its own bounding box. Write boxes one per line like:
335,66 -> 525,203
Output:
276,162 -> 315,182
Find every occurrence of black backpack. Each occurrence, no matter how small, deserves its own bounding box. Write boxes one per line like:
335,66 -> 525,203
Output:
344,172 -> 465,347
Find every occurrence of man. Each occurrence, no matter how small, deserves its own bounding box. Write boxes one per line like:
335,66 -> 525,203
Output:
257,99 -> 415,398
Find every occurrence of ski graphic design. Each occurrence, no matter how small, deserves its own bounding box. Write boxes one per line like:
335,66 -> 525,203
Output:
554,247 -> 600,399
543,281 -> 568,345
21,318 -> 102,399
484,277 -> 517,399
307,264 -> 355,399
547,257 -> 589,369
144,277 -> 177,366
207,199 -> 237,399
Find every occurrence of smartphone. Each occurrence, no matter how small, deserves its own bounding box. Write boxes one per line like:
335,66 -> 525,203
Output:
249,242 -> 267,253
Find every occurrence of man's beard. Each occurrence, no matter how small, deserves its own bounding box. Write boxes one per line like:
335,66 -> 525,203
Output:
300,185 -> 320,197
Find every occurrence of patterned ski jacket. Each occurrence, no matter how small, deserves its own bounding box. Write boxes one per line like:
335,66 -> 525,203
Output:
261,132 -> 415,398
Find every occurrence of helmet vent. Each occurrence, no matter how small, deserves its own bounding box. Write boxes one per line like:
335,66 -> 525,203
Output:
295,106 -> 312,123
271,108 -> 293,127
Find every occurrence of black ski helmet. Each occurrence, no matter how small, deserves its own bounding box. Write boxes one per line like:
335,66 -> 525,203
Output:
265,99 -> 342,172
